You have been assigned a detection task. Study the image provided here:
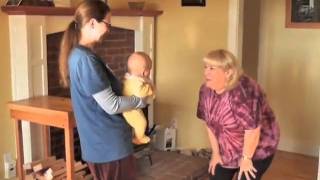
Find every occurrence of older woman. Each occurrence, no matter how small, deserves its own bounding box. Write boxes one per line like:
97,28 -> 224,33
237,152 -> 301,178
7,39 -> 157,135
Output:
197,49 -> 280,180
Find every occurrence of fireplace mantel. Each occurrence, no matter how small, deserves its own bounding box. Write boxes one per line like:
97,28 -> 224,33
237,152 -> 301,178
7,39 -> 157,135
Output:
4,5 -> 161,164
1,5 -> 163,17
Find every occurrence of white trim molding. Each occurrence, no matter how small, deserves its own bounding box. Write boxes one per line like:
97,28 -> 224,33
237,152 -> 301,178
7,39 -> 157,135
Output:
228,0 -> 244,65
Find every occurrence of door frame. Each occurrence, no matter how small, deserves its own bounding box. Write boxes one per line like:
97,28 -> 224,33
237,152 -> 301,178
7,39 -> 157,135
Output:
228,0 -> 244,65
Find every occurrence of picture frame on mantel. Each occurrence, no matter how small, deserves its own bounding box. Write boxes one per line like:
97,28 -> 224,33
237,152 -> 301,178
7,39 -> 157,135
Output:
5,0 -> 23,6
182,0 -> 205,7
5,0 -> 54,7
286,0 -> 320,28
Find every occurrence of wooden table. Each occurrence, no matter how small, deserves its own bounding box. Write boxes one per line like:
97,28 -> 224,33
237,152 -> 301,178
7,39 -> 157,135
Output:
7,96 -> 76,180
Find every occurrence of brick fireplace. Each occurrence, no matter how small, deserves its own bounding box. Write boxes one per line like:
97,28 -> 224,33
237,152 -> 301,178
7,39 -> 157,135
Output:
47,27 -> 134,97
2,6 -> 162,163
47,27 -> 135,160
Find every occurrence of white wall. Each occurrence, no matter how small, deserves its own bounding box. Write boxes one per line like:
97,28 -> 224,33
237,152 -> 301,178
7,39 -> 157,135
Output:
259,0 -> 320,156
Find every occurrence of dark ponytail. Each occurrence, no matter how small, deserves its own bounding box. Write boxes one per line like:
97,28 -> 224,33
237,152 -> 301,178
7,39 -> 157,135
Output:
59,20 -> 79,88
59,0 -> 110,88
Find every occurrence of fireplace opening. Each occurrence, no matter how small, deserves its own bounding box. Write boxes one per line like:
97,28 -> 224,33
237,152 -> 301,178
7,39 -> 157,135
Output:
47,26 -> 136,161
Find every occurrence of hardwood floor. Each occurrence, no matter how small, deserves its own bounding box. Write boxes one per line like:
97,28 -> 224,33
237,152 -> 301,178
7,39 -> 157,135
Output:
137,150 -> 318,180
264,151 -> 318,180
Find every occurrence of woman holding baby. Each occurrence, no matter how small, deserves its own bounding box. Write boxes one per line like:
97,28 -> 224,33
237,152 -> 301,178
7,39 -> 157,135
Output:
58,1 -> 150,179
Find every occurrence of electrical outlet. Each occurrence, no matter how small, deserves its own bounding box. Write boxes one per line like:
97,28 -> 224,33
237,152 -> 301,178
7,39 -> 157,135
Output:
3,153 -> 16,179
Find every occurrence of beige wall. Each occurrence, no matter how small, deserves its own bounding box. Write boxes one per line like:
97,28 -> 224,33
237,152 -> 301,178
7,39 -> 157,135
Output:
259,0 -> 320,156
151,0 -> 228,149
0,0 -> 15,178
108,0 -> 229,149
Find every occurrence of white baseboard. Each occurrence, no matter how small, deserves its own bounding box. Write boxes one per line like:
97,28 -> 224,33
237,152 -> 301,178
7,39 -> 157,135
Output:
277,141 -> 318,157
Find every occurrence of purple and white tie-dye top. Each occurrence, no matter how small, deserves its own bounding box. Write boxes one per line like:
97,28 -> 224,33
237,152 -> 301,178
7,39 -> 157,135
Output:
197,75 -> 280,168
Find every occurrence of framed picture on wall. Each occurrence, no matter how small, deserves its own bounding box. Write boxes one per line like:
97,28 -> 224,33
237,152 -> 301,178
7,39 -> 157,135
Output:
5,0 -> 23,6
182,0 -> 206,7
286,0 -> 320,28
5,0 -> 54,6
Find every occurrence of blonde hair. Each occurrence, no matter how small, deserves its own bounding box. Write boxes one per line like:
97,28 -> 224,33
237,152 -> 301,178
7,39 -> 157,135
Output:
203,49 -> 243,90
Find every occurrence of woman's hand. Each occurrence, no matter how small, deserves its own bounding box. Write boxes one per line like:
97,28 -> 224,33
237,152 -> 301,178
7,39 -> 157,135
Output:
238,157 -> 257,180
142,95 -> 154,105
208,154 -> 222,175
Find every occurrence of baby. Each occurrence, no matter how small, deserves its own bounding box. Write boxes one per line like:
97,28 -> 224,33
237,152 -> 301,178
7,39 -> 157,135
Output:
122,52 -> 155,144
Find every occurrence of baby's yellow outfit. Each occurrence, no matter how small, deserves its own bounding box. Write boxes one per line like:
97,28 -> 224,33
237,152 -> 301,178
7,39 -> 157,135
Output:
122,73 -> 155,144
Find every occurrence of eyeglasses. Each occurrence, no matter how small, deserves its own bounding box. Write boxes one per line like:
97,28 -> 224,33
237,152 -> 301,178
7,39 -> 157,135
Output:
101,20 -> 112,28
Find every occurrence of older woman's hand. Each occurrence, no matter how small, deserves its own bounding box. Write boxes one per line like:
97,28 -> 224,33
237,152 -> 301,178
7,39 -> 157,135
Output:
237,157 -> 257,180
208,154 -> 222,175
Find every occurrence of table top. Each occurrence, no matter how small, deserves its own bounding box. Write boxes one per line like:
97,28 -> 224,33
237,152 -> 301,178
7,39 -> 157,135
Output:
8,96 -> 73,114
7,96 -> 75,128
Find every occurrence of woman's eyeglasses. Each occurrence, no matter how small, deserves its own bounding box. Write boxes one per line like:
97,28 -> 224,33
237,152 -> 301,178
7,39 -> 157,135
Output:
102,20 -> 112,28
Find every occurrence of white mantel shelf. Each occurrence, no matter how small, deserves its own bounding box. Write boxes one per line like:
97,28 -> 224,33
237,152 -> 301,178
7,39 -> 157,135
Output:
1,5 -> 163,17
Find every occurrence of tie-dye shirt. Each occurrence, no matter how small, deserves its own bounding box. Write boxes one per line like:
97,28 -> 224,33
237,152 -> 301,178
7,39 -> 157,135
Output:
197,75 -> 280,168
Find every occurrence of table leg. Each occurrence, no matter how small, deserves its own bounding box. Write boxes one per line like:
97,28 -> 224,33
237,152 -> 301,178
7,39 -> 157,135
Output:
42,126 -> 50,157
65,126 -> 74,180
14,119 -> 24,180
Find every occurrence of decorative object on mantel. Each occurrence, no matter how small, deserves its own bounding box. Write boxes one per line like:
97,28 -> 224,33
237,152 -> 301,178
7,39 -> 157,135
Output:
181,0 -> 206,7
53,0 -> 70,7
5,0 -> 22,6
5,0 -> 54,7
128,0 -> 145,10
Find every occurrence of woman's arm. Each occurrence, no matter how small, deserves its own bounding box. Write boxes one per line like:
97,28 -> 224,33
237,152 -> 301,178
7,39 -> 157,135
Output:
238,126 -> 261,180
93,87 -> 146,115
207,127 -> 220,156
243,125 -> 261,159
77,55 -> 147,115
206,126 -> 222,175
